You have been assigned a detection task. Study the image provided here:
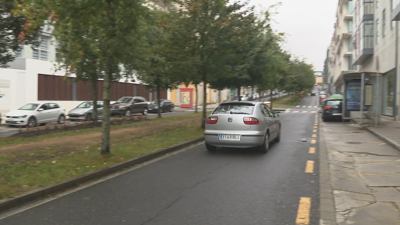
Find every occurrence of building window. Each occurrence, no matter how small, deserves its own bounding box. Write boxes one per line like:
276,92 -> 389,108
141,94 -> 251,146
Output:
382,9 -> 386,37
364,20 -> 374,48
33,36 -> 50,61
376,19 -> 379,44
348,20 -> 353,33
348,0 -> 353,14
15,47 -> 23,57
376,0 -> 379,8
364,0 -> 374,14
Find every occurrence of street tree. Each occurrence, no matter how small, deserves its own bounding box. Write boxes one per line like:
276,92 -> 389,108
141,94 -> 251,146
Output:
166,0 -> 260,127
33,0 -> 149,155
133,7 -> 179,118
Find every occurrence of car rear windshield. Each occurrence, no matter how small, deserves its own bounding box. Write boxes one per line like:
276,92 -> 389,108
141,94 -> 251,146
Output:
18,103 -> 39,110
213,103 -> 255,115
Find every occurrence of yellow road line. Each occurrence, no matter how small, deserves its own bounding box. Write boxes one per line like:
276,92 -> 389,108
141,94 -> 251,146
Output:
309,147 -> 315,154
305,160 -> 314,173
314,123 -> 318,126
314,126 -> 317,129
312,134 -> 317,138
313,129 -> 317,133
296,197 -> 311,224
310,140 -> 316,144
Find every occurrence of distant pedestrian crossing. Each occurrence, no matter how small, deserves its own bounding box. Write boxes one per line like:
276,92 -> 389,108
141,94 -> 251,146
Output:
279,105 -> 319,114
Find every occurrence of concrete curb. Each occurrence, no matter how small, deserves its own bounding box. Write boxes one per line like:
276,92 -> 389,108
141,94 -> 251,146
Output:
318,117 -> 338,225
362,126 -> 400,152
0,137 -> 205,214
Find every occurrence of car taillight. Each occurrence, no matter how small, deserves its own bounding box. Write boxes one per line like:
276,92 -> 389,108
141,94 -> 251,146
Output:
324,106 -> 331,110
206,116 -> 218,124
243,117 -> 259,125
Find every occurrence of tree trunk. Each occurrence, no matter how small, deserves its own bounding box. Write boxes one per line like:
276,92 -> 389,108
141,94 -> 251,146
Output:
91,77 -> 98,125
157,84 -> 162,118
269,90 -> 273,109
195,84 -> 198,113
237,86 -> 241,101
101,72 -> 111,155
218,90 -> 221,104
201,77 -> 207,129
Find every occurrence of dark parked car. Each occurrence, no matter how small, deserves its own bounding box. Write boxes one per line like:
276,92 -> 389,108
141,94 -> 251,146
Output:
321,98 -> 343,121
68,101 -> 103,121
111,96 -> 148,116
310,91 -> 316,96
148,99 -> 174,113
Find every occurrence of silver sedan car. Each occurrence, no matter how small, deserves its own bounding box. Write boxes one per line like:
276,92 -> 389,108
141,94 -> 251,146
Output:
204,101 -> 281,153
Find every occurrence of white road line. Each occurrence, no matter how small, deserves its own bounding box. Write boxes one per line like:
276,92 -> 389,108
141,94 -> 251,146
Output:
293,111 -> 299,113
302,111 -> 307,113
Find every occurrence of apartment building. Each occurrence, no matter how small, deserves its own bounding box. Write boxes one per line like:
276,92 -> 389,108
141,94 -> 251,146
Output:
327,0 -> 400,123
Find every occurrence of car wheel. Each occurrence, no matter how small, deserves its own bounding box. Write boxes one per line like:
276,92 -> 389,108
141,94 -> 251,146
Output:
125,109 -> 131,117
275,128 -> 281,142
142,108 -> 148,115
259,133 -> 269,153
28,117 -> 37,127
86,113 -> 92,121
205,143 -> 217,152
58,115 -> 65,124
169,106 -> 174,112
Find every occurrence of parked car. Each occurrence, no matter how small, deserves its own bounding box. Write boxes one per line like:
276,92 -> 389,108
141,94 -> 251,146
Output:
252,93 -> 260,100
321,98 -> 343,121
319,94 -> 327,104
111,96 -> 148,116
204,101 -> 281,153
310,91 -> 316,96
148,99 -> 175,113
5,102 -> 66,127
68,101 -> 103,121
240,95 -> 249,101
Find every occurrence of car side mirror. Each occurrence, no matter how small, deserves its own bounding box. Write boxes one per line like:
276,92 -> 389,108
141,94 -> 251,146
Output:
37,108 -> 44,112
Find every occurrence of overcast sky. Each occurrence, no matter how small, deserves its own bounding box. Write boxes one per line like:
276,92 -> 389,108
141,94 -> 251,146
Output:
247,0 -> 338,71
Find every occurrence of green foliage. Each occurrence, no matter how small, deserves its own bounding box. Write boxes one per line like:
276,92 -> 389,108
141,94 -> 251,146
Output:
0,0 -> 46,67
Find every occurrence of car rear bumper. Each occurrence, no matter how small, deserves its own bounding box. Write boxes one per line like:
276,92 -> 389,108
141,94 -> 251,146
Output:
204,130 -> 265,148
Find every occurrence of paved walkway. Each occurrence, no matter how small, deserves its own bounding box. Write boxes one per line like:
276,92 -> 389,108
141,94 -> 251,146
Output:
319,115 -> 400,225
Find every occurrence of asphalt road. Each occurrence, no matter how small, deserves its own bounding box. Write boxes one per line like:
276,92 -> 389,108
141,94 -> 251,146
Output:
0,93 -> 320,224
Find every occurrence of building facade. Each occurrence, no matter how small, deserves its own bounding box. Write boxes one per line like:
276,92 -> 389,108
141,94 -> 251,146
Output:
327,0 -> 400,123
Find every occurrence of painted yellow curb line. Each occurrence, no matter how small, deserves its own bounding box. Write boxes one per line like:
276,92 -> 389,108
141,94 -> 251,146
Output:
296,197 -> 311,224
305,160 -> 314,173
310,140 -> 316,144
309,147 -> 315,154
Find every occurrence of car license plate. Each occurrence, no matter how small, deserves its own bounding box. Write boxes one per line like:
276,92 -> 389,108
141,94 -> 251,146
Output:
332,113 -> 342,116
219,134 -> 241,141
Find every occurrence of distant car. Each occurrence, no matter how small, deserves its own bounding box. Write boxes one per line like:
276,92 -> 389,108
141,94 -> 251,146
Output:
5,102 -> 66,127
68,101 -> 103,121
310,91 -> 316,96
204,101 -> 281,153
148,99 -> 175,113
321,98 -> 343,121
111,96 -> 148,116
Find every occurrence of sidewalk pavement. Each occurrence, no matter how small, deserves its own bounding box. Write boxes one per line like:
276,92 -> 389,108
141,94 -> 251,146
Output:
319,115 -> 400,225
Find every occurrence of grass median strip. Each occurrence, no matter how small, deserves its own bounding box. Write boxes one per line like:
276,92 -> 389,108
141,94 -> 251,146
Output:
0,113 -> 204,200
